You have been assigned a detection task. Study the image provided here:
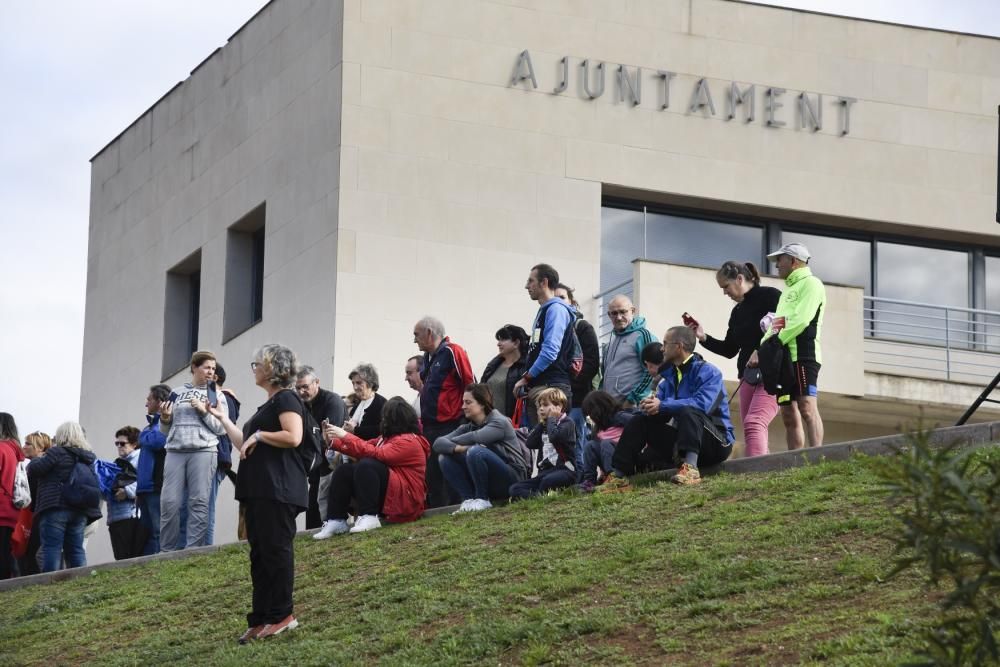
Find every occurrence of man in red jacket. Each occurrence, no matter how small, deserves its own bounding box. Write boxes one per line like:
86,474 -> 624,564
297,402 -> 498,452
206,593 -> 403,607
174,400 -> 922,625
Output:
413,316 -> 475,508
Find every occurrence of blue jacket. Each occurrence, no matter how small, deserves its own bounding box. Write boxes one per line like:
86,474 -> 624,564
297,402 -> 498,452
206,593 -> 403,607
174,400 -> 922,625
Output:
655,353 -> 735,445
525,298 -> 575,388
136,414 -> 166,494
105,448 -> 140,524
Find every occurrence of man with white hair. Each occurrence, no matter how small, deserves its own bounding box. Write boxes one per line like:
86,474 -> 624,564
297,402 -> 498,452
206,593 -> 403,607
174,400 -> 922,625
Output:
757,242 -> 826,450
413,316 -> 475,508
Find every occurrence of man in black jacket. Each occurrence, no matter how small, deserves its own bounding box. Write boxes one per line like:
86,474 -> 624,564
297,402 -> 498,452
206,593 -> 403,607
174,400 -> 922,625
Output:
554,283 -> 599,480
295,365 -> 348,529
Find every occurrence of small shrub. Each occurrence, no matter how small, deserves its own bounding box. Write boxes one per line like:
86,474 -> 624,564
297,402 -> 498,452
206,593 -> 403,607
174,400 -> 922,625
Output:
875,428 -> 1000,666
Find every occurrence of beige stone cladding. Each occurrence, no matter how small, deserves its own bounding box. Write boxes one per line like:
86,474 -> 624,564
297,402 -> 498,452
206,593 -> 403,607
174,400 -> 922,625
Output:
81,0 -> 1000,559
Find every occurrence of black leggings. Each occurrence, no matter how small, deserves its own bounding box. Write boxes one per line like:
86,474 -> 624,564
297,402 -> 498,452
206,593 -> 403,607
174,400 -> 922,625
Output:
326,458 -> 389,520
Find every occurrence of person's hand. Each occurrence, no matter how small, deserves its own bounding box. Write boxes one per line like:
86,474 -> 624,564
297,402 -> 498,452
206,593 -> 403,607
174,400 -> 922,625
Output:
513,377 -> 529,398
343,419 -> 356,434
640,396 -> 661,416
114,489 -> 127,501
240,436 -> 257,460
189,397 -> 208,416
693,322 -> 706,342
160,401 -> 174,423
454,444 -> 469,455
747,350 -> 759,368
771,316 -> 786,334
324,423 -> 347,442
205,402 -> 226,421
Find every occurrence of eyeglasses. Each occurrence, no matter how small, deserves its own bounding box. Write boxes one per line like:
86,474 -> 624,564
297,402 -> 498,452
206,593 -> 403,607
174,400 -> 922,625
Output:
114,441 -> 129,447
608,309 -> 631,317
250,362 -> 261,371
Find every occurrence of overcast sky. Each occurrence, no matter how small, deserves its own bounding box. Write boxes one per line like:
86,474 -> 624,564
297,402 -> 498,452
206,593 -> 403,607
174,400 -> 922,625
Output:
1,0 -> 998,440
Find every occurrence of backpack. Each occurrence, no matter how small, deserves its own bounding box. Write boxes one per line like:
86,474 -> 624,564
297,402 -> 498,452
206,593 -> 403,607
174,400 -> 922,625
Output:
532,301 -> 585,379
288,391 -> 324,475
11,459 -> 31,509
61,454 -> 102,510
758,336 -> 794,398
512,427 -> 536,477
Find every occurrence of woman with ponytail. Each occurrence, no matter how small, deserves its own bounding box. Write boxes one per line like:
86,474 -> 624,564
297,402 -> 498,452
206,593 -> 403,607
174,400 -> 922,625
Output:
685,261 -> 781,457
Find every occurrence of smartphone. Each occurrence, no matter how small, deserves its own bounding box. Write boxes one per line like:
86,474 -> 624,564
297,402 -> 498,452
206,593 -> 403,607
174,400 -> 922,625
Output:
682,312 -> 698,327
168,391 -> 178,403
207,381 -> 218,408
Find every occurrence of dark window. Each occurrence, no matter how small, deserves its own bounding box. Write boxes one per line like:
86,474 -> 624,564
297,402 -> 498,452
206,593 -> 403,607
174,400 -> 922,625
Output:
874,241 -> 970,346
223,204 -> 266,342
600,206 -> 644,293
780,231 -> 871,293
163,250 -> 202,379
645,211 -> 763,272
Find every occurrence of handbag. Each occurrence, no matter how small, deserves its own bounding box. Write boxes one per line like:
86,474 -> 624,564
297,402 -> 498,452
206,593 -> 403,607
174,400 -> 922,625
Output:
744,367 -> 762,386
11,508 -> 32,558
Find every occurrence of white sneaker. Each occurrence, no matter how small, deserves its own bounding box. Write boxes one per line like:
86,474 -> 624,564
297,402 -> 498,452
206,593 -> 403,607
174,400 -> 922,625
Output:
349,514 -> 382,533
452,499 -> 477,515
469,498 -> 493,512
313,519 -> 349,540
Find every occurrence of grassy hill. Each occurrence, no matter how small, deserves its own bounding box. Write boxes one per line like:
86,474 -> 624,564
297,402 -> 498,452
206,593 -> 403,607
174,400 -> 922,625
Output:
1,456 -> 944,666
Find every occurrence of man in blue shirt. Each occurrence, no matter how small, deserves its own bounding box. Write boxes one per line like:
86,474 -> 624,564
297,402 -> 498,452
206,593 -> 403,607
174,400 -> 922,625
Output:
513,263 -> 577,423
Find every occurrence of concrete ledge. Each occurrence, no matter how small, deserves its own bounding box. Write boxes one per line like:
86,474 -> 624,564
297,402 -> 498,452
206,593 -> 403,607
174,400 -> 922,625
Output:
3,421 -> 997,593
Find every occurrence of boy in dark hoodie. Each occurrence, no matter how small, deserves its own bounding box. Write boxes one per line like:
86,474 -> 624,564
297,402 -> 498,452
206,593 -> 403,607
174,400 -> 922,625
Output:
509,388 -> 576,499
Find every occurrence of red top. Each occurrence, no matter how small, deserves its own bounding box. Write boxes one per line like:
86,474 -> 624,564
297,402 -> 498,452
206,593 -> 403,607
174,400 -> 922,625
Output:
0,439 -> 25,528
333,432 -> 430,523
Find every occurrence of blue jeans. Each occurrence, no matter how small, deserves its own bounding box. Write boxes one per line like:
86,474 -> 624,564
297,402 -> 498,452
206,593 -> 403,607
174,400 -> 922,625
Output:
138,493 -> 187,554
582,439 -> 616,484
38,508 -> 87,572
438,446 -> 519,501
569,407 -> 588,482
206,468 -> 226,545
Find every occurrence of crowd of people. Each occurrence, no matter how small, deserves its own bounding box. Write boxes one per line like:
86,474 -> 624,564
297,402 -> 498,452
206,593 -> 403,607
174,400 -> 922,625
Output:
0,242 -> 827,643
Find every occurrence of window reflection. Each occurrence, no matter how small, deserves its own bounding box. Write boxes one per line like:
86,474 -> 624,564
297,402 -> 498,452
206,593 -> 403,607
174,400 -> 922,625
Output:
645,212 -> 763,271
600,207 -> 644,293
875,242 -> 970,347
780,231 -> 871,293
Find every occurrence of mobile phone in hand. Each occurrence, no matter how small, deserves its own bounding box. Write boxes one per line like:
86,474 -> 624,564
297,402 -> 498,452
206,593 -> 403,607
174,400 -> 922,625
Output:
168,391 -> 178,403
682,312 -> 698,327
207,381 -> 218,408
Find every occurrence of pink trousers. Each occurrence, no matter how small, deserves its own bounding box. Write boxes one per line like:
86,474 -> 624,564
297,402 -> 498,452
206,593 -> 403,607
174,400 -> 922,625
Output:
738,380 -> 780,457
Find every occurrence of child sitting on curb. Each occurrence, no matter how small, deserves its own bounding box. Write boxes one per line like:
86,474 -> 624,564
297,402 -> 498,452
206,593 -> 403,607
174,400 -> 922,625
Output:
509,388 -> 576,499
578,390 -> 636,493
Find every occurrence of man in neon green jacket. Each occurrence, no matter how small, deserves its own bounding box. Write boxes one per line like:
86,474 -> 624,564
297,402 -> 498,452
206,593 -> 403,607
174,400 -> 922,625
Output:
758,242 -> 826,449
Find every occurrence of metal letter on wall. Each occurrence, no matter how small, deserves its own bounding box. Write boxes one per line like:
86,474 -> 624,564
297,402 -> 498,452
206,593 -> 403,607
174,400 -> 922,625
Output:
727,83 -> 755,123
618,65 -> 641,106
689,78 -> 716,115
553,56 -> 569,94
765,87 -> 786,127
581,59 -> 606,99
656,71 -> 676,110
511,50 -> 538,88
837,96 -> 857,136
798,92 -> 822,131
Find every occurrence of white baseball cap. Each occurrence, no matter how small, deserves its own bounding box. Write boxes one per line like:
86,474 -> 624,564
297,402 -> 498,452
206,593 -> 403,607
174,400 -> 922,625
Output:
767,242 -> 811,263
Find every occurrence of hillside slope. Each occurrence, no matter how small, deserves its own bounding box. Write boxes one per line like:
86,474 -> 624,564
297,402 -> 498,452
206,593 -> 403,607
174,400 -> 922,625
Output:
0,457 -> 940,666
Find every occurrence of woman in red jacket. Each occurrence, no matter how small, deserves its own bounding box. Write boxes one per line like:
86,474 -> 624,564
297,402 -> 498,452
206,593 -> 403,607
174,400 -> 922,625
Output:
0,412 -> 26,579
314,397 -> 429,538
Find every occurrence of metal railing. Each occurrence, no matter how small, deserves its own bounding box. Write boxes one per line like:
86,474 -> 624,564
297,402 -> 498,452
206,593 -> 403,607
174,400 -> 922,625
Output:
863,296 -> 1000,382
591,282 -> 1000,382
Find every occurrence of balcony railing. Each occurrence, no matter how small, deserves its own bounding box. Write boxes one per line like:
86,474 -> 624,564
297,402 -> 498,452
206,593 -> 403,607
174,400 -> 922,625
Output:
593,280 -> 1000,383
863,296 -> 1000,383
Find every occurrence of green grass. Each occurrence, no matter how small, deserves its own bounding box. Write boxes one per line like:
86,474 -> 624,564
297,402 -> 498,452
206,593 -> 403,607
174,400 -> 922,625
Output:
0,455 -> 945,666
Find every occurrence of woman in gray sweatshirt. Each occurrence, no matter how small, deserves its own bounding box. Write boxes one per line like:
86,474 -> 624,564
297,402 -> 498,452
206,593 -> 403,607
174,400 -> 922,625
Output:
433,383 -> 528,514
158,350 -> 228,550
